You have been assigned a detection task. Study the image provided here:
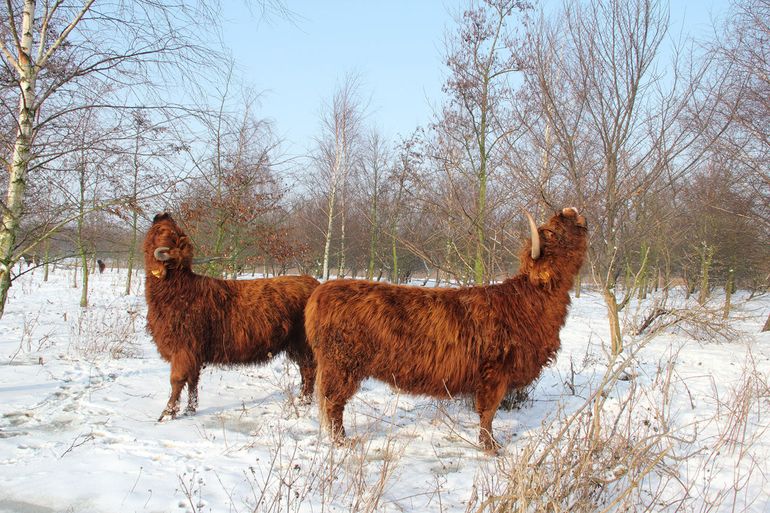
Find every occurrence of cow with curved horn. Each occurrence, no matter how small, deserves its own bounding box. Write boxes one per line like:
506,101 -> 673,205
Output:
144,212 -> 319,421
304,208 -> 588,452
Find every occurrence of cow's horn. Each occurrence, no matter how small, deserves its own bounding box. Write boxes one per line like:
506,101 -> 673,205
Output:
524,210 -> 541,260
154,247 -> 171,261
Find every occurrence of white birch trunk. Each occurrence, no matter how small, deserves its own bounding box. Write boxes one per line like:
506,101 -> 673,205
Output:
321,120 -> 346,281
321,179 -> 337,281
338,188 -> 346,278
0,0 -> 37,318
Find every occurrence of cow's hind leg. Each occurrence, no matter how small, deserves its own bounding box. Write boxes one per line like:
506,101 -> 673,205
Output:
184,364 -> 201,416
317,361 -> 360,443
298,360 -> 316,405
287,341 -> 317,404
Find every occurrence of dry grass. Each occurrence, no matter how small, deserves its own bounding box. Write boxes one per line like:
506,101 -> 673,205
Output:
630,292 -> 743,342
466,338 -> 769,513
226,419 -> 409,513
69,303 -> 143,360
8,310 -> 52,364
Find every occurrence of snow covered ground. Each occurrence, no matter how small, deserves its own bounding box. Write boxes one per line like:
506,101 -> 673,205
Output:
0,266 -> 768,512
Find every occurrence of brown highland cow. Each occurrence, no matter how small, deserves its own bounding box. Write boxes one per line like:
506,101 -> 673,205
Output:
144,213 -> 319,421
305,208 -> 588,451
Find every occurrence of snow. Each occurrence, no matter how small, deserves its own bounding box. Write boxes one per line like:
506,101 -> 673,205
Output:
1,266 -> 768,512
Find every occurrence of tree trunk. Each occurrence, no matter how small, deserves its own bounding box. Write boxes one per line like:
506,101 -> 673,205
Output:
723,268 -> 734,320
206,216 -> 227,278
637,243 -> 649,300
43,239 -> 50,282
125,127 -> 141,294
391,231 -> 398,284
474,103 -> 488,286
125,209 -> 138,295
762,313 -> 770,333
77,196 -> 89,308
603,286 -> 623,356
321,183 -> 336,280
698,243 -> 713,306
367,178 -> 378,281
337,189 -> 346,278
0,1 -> 37,318
79,247 -> 89,308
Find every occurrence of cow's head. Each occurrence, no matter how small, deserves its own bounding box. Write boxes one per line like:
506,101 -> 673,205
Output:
143,212 -> 194,279
519,208 -> 588,287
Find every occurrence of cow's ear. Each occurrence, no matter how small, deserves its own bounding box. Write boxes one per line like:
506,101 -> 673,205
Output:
152,212 -> 172,224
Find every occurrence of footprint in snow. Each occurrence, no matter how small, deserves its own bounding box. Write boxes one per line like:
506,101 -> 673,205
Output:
2,411 -> 34,426
0,429 -> 29,438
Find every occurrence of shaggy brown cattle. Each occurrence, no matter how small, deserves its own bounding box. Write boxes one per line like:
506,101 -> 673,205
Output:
305,208 -> 588,451
144,213 -> 319,421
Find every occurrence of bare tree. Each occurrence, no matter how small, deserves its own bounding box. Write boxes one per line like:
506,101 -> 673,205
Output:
176,73 -> 282,279
438,0 -> 531,284
357,128 -> 391,280
36,87 -> 126,307
709,0 -> 770,323
526,0 -> 724,355
119,110 -> 179,295
713,0 -> 770,201
386,143 -> 408,283
0,1 -> 220,317
71,109 -> 109,307
314,73 -> 364,280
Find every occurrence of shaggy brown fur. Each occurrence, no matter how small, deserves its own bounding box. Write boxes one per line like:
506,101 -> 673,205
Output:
305,208 -> 588,451
144,213 -> 319,421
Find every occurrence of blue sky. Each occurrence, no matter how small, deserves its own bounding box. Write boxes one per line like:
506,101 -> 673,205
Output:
221,0 -> 729,156
221,1 -> 455,154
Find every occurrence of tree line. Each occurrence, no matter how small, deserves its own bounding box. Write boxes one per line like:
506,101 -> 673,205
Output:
1,0 -> 768,343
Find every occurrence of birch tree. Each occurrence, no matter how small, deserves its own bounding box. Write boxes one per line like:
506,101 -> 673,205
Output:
315,74 -> 364,280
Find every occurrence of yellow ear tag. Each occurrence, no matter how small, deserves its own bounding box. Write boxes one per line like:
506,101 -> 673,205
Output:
151,269 -> 163,278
